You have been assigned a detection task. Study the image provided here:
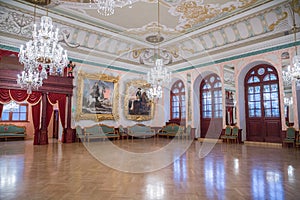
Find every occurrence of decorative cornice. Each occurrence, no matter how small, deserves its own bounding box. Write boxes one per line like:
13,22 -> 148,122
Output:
174,41 -> 300,73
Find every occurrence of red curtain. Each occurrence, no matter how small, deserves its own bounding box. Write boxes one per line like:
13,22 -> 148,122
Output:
46,100 -> 53,130
9,89 -> 28,102
0,88 -> 11,103
28,92 -> 42,145
0,104 -> 3,119
48,93 -> 66,128
32,101 -> 41,145
27,91 -> 42,104
48,93 -> 66,142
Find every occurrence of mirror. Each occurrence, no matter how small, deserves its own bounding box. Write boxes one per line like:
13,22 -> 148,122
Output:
224,64 -> 236,126
281,51 -> 294,126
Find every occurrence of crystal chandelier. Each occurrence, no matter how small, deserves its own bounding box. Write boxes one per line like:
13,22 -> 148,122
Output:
5,101 -> 19,112
282,1 -> 300,85
147,58 -> 171,99
284,96 -> 293,106
17,65 -> 44,94
90,0 -> 132,16
18,6 -> 68,94
146,0 -> 171,99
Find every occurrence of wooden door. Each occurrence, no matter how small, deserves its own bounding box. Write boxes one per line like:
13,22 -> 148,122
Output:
245,65 -> 282,142
200,74 -> 223,138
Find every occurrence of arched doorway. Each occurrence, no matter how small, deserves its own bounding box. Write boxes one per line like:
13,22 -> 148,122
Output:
244,64 -> 282,142
200,73 -> 223,138
169,80 -> 186,125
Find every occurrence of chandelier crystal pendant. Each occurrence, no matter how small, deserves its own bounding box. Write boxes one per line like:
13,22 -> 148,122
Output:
90,0 -> 132,16
17,65 -> 44,94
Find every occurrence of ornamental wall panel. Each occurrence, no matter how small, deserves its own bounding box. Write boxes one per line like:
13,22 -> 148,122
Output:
249,18 -> 264,35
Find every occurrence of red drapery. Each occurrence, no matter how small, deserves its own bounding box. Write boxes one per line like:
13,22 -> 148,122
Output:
0,88 -> 10,118
0,104 -> 3,119
46,100 -> 53,130
48,93 -> 67,142
0,88 -> 11,103
48,93 -> 66,128
9,89 -> 28,102
28,92 -> 42,145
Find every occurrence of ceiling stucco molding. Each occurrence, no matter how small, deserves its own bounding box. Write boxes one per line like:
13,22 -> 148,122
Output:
161,2 -> 293,61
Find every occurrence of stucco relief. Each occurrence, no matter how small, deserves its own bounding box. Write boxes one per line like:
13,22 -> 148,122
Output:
0,7 -> 33,38
178,3 -> 290,56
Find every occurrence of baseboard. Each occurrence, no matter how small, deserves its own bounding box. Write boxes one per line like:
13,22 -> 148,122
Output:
244,141 -> 282,147
197,138 -> 223,143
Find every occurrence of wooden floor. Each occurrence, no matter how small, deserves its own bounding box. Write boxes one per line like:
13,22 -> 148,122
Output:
0,138 -> 299,200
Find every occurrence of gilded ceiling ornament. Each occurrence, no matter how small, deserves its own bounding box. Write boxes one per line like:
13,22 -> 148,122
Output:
165,46 -> 179,58
268,12 -> 288,31
291,0 -> 300,16
172,0 -> 257,30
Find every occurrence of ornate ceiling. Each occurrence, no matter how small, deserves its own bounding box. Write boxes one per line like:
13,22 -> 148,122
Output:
46,0 -> 272,43
0,0 -> 299,72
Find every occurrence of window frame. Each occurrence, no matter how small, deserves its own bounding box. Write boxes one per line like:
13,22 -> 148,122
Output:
1,102 -> 29,122
200,74 -> 223,119
170,80 -> 186,121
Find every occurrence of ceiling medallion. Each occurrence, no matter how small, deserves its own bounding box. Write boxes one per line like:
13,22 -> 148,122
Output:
146,35 -> 164,43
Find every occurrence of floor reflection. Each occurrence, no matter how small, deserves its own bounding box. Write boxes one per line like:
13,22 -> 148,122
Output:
204,157 -> 225,199
173,154 -> 187,184
252,168 -> 284,200
0,156 -> 24,191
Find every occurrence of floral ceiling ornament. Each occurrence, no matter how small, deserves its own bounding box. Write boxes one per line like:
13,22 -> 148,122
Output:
170,0 -> 258,29
132,48 -> 177,66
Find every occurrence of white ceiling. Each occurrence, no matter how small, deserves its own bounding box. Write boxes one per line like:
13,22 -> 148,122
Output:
50,0 -> 272,44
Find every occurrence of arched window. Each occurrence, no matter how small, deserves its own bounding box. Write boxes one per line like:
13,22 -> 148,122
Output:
245,64 -> 281,142
170,80 -> 186,122
200,73 -> 223,138
201,74 -> 222,119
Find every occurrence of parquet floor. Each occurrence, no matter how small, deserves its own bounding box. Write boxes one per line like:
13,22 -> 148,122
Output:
0,138 -> 299,200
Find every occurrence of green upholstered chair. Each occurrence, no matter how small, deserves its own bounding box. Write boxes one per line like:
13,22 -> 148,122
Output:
75,126 -> 85,142
221,126 -> 231,143
119,125 -> 128,140
228,126 -> 239,143
282,127 -> 296,147
296,132 -> 300,148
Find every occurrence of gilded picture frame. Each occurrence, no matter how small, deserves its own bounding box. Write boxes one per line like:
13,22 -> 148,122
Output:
124,80 -> 154,121
76,71 -> 119,121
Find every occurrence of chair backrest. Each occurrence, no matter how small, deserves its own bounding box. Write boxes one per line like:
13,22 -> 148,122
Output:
232,126 -> 239,136
286,127 -> 295,139
119,125 -> 125,133
178,126 -> 185,135
75,126 -> 83,135
186,125 -> 191,134
225,126 -> 232,136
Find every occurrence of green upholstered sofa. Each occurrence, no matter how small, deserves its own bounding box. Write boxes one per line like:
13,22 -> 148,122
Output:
157,123 -> 183,138
84,124 -> 119,142
127,124 -> 156,140
0,124 -> 26,141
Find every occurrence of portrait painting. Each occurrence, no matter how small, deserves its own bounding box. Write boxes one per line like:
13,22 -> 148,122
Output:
76,71 -> 119,121
124,80 -> 154,121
